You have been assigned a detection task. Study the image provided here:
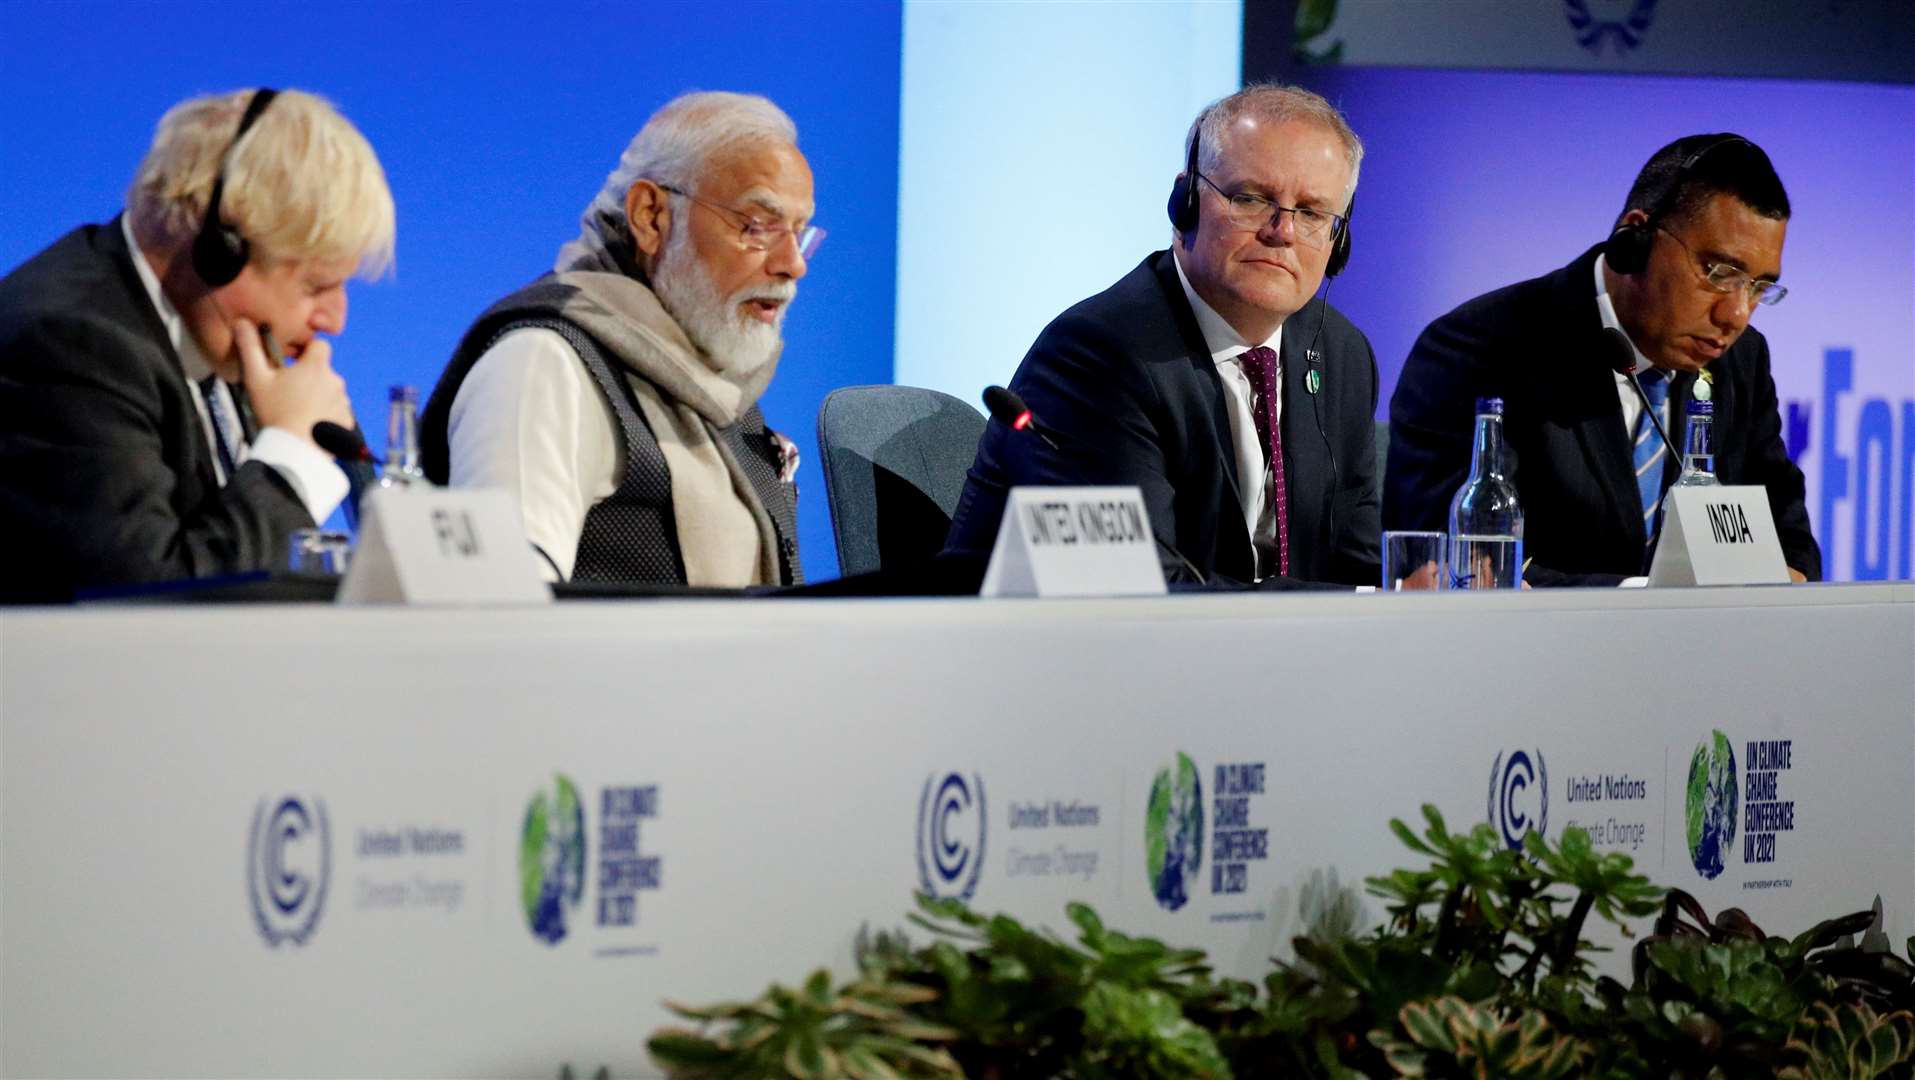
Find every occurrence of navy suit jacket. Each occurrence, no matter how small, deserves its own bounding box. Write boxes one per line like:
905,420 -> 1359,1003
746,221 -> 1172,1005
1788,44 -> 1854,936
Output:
0,219 -> 317,602
1385,245 -> 1819,582
945,250 -> 1382,587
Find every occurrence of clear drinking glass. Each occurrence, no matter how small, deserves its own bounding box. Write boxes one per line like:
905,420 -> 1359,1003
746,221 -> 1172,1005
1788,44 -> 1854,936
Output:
288,529 -> 352,575
1383,530 -> 1448,591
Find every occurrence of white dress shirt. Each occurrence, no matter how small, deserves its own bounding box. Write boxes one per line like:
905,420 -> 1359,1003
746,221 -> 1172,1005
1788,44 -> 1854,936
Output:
1171,249 -> 1285,578
447,327 -> 619,582
120,216 -> 347,524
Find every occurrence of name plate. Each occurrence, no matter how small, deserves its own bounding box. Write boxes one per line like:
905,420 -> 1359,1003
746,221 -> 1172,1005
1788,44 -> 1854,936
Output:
979,486 -> 1167,598
337,487 -> 551,605
1649,485 -> 1790,587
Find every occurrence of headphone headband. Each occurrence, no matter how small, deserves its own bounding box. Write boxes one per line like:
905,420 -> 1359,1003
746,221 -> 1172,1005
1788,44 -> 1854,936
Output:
191,88 -> 280,287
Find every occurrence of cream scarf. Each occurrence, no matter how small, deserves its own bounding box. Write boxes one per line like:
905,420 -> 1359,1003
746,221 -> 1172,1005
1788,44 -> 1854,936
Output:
546,271 -> 781,586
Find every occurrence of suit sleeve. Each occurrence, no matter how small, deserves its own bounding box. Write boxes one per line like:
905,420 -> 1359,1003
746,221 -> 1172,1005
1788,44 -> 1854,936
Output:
1011,316 -> 1183,548
1386,306 -> 1485,534
0,315 -> 312,600
1736,336 -> 1821,580
1327,326 -> 1382,586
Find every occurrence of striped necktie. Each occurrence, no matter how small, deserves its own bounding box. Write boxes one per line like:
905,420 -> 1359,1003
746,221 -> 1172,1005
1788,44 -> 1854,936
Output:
1633,369 -> 1669,541
198,376 -> 242,482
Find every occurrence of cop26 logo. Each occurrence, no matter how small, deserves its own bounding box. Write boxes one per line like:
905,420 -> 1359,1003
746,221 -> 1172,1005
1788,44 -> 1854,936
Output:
917,772 -> 986,901
247,795 -> 331,946
1686,731 -> 1739,880
1488,749 -> 1548,852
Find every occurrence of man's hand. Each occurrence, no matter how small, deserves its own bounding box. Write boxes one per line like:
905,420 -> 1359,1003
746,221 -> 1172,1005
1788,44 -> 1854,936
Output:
1787,567 -> 1808,583
235,318 -> 353,446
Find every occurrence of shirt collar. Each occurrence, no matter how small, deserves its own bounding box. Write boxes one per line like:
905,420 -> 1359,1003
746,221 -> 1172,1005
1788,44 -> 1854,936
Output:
1172,247 -> 1283,367
1593,253 -> 1654,377
121,214 -> 215,382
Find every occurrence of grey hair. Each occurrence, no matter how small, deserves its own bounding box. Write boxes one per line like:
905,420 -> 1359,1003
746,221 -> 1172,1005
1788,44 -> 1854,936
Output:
555,91 -> 799,275
1183,82 -> 1363,210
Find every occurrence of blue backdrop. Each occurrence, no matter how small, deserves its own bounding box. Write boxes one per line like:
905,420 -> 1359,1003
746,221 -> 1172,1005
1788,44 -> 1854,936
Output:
0,0 -> 903,582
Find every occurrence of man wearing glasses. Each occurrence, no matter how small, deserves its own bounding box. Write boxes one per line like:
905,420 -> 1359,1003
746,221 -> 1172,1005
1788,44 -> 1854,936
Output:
422,91 -> 818,587
1386,134 -> 1819,583
946,84 -> 1382,586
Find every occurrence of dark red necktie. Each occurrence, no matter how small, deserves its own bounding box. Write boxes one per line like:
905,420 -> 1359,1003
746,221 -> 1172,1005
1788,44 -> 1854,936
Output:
1237,345 -> 1289,576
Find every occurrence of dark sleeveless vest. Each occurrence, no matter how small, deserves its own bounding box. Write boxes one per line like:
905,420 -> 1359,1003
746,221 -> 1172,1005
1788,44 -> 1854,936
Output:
421,281 -> 801,586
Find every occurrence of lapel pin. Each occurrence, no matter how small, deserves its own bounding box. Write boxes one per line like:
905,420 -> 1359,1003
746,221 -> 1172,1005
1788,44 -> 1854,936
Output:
1305,370 -> 1321,395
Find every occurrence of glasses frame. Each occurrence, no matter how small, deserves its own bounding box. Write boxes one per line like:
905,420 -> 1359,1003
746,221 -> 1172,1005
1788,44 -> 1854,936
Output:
1194,171 -> 1346,249
1656,225 -> 1787,307
658,184 -> 824,260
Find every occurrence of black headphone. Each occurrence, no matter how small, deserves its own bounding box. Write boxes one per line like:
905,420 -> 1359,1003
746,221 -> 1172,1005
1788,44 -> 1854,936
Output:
1166,106 -> 1354,278
191,88 -> 280,288
1602,134 -> 1752,275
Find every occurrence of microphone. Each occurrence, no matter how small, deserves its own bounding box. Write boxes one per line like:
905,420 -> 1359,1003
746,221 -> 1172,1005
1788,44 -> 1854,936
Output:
979,385 -> 1207,586
313,421 -> 380,466
1602,327 -> 1678,464
982,385 -> 1060,451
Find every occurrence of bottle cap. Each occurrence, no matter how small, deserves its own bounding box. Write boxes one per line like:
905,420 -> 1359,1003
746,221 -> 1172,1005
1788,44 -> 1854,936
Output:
389,384 -> 419,404
1474,396 -> 1504,417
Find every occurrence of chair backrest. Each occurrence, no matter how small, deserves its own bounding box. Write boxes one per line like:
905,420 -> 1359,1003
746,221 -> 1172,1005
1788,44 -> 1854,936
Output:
1373,419 -> 1390,507
817,385 -> 987,577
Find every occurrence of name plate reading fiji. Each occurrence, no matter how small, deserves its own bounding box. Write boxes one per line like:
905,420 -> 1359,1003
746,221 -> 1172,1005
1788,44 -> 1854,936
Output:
337,487 -> 551,605
1649,485 -> 1790,587
980,486 -> 1167,598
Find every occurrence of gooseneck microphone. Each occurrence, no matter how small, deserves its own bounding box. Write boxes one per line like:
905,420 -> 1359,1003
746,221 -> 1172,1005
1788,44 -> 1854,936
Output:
1602,326 -> 1679,464
981,385 -> 1206,586
982,385 -> 1060,452
313,421 -> 379,466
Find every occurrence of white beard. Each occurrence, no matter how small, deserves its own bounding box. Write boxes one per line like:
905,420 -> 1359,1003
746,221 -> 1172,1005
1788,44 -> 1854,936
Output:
652,222 -> 794,374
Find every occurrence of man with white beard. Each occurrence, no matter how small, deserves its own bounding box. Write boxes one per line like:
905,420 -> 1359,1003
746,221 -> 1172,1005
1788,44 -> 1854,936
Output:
421,92 -> 817,587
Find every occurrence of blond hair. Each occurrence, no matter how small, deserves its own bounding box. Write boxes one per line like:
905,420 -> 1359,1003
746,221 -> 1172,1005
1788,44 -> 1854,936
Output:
127,89 -> 395,277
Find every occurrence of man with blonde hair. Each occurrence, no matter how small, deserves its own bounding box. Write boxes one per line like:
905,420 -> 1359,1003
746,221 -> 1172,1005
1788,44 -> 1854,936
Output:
946,83 -> 1381,586
0,88 -> 396,602
422,90 -> 816,588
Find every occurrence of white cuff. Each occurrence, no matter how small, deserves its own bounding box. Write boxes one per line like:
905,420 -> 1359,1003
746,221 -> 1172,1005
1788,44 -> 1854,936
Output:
250,426 -> 350,525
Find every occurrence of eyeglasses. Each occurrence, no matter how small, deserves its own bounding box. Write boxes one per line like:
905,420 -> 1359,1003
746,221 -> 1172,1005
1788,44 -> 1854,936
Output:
1195,172 -> 1346,249
1657,226 -> 1787,307
659,184 -> 825,260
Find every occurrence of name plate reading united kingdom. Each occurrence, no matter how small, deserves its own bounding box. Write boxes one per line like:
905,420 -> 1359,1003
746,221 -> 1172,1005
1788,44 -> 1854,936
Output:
338,488 -> 551,606
1649,485 -> 1790,587
980,486 -> 1167,598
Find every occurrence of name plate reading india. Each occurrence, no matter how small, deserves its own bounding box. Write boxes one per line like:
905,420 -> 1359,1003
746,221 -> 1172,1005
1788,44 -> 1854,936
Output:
1649,485 -> 1790,587
980,486 -> 1167,598
338,487 -> 551,606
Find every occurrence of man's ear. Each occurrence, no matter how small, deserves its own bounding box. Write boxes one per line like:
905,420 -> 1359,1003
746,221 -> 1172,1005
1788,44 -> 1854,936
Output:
626,179 -> 671,262
1616,208 -> 1651,230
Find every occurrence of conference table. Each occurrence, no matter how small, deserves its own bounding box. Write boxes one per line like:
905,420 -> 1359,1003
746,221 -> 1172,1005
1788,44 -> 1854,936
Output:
2,582 -> 1910,1077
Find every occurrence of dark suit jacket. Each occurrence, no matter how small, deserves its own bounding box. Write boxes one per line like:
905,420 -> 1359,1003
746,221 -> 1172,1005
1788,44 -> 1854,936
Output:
944,250 -> 1381,586
0,218 -> 315,603
1385,244 -> 1820,582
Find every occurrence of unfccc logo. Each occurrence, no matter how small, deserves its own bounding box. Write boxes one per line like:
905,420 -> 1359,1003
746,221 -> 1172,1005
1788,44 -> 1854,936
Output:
1487,750 -> 1548,851
917,772 -> 986,901
247,795 -> 331,946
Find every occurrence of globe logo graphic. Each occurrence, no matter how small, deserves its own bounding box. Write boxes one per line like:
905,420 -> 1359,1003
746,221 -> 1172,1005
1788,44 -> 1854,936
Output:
1145,752 -> 1205,911
1686,731 -> 1739,880
521,774 -> 586,944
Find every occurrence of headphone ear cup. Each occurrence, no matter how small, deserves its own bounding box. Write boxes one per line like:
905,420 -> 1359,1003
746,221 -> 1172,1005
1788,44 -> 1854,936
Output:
1326,217 -> 1352,277
191,220 -> 248,288
1167,174 -> 1197,234
1604,225 -> 1652,274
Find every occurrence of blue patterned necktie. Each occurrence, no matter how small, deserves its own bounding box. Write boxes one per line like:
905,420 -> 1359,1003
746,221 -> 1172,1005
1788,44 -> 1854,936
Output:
1633,369 -> 1669,541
